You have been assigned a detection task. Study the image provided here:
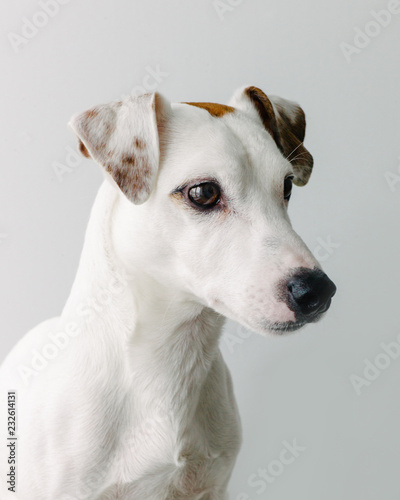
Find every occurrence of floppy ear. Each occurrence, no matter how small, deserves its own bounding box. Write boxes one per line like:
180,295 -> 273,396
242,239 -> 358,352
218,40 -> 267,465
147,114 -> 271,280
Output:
230,86 -> 313,186
69,92 -> 170,204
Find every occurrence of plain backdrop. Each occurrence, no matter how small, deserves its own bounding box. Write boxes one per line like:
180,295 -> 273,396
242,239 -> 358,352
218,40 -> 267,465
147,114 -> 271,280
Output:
1,1 -> 400,499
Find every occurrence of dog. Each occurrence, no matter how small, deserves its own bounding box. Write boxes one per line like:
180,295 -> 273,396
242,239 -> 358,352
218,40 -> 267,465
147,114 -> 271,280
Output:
0,86 -> 336,499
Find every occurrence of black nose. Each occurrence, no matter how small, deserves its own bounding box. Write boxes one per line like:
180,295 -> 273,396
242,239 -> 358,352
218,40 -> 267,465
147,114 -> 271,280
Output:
286,268 -> 336,320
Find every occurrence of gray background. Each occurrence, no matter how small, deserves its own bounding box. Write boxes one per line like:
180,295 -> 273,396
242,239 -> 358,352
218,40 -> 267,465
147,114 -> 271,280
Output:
1,0 -> 400,498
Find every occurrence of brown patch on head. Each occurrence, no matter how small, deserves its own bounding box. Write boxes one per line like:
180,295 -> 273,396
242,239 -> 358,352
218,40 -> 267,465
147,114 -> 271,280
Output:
184,102 -> 235,118
243,86 -> 313,186
274,120 -> 313,186
271,99 -> 313,186
273,102 -> 306,143
244,87 -> 283,153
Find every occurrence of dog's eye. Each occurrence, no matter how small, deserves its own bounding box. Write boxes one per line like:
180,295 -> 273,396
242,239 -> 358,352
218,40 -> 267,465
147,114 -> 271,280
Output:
188,182 -> 221,209
284,176 -> 293,202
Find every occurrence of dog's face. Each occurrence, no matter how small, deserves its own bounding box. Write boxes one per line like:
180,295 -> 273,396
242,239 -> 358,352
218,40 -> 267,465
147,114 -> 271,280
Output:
70,87 -> 336,335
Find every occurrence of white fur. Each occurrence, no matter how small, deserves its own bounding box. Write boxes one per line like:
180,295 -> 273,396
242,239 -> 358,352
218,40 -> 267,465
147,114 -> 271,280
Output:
0,89 -> 321,499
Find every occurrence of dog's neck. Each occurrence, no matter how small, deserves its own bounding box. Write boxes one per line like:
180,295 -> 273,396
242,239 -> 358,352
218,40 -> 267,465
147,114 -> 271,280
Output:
62,181 -> 224,423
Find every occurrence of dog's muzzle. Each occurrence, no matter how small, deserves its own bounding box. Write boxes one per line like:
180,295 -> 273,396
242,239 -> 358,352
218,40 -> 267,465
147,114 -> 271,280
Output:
284,268 -> 336,322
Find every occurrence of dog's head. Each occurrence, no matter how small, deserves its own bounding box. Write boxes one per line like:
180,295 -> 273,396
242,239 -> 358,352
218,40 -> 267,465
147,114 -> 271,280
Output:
69,86 -> 336,335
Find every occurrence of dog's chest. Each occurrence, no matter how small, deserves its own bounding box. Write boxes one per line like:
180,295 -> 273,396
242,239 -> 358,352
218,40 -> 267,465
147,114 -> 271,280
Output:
96,344 -> 241,498
108,453 -> 224,500
110,412 -> 228,499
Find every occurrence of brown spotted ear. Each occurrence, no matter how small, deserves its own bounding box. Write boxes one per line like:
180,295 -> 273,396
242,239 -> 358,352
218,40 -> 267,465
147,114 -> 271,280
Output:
68,93 -> 170,204
230,86 -> 313,186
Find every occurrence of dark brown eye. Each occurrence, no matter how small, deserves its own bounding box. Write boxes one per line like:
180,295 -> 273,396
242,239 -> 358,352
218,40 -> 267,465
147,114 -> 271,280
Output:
188,182 -> 221,209
284,176 -> 293,201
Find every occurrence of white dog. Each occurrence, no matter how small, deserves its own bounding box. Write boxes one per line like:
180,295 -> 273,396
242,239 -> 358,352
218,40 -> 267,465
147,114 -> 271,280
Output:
0,86 -> 336,499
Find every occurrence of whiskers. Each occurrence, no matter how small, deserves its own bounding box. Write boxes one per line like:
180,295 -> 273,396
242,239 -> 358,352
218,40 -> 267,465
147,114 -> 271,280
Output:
288,151 -> 309,164
285,141 -> 305,163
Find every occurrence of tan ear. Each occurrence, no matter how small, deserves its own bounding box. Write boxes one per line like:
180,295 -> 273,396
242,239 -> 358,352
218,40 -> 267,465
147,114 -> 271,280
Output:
69,92 -> 170,204
230,86 -> 313,186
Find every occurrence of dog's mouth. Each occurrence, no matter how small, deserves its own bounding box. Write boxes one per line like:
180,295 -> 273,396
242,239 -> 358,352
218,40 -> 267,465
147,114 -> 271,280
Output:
266,306 -> 329,333
267,321 -> 307,334
209,294 -> 326,336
